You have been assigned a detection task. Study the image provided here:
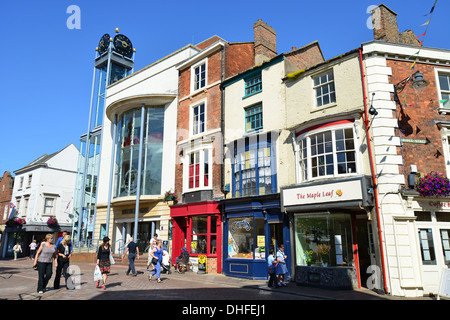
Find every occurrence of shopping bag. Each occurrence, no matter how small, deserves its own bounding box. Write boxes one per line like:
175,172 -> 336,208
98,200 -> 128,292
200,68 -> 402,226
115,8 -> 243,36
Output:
109,254 -> 115,265
94,265 -> 102,281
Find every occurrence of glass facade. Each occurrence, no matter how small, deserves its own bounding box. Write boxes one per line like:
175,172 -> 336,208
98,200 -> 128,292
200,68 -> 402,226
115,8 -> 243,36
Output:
73,133 -> 101,241
295,214 -> 353,267
114,106 -> 164,197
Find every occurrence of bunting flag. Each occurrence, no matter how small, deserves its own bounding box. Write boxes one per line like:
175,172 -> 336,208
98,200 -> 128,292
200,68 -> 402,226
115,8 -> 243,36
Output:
407,51 -> 421,60
421,19 -> 430,26
9,202 -> 15,208
424,0 -> 438,16
65,199 -> 72,210
416,32 -> 426,39
410,61 -> 417,69
441,99 -> 449,104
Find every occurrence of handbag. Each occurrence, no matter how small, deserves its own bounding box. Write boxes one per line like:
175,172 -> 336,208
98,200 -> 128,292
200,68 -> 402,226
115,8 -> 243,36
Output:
151,257 -> 158,265
94,265 -> 102,281
109,253 -> 115,265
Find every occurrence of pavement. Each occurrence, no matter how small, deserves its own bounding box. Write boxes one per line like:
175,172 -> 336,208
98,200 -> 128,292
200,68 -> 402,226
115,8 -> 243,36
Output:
0,257 -> 434,303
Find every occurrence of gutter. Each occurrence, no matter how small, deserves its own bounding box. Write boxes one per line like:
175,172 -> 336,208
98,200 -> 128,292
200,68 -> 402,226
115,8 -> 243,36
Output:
358,47 -> 389,294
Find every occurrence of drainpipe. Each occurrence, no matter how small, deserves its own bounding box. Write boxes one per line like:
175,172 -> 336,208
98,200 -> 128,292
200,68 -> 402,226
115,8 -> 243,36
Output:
358,47 -> 389,294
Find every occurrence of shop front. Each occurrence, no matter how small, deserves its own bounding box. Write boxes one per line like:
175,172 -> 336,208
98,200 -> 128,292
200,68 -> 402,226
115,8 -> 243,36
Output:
221,194 -> 290,280
401,191 -> 450,294
170,201 -> 222,273
281,175 -> 376,289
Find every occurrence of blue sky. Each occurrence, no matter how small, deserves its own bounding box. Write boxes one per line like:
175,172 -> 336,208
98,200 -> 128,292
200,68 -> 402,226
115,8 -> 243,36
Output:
1,0 -> 448,175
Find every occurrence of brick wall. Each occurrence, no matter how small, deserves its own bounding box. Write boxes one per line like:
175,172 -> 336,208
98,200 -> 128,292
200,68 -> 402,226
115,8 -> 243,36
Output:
175,37 -> 255,200
284,41 -> 325,70
388,59 -> 450,177
0,171 -> 13,223
254,19 -> 277,64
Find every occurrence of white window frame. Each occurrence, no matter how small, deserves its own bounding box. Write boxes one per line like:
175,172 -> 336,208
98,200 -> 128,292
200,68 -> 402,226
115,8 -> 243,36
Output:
43,195 -> 57,216
19,176 -> 24,190
190,99 -> 207,137
313,69 -> 336,108
15,198 -> 21,217
27,174 -> 32,188
296,121 -> 361,183
190,59 -> 208,93
183,144 -> 213,193
22,196 -> 29,217
435,67 -> 450,114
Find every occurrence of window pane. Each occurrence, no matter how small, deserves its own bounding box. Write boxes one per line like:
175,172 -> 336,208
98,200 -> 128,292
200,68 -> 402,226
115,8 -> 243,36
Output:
440,229 -> 450,263
228,217 -> 254,259
295,214 -> 353,267
415,211 -> 432,221
255,218 -> 265,260
419,229 -> 436,265
440,75 -> 450,91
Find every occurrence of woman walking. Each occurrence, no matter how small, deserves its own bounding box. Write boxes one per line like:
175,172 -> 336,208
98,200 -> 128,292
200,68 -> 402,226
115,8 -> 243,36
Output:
149,240 -> 163,283
96,236 -> 112,289
29,240 -> 37,260
33,234 -> 57,294
54,235 -> 72,289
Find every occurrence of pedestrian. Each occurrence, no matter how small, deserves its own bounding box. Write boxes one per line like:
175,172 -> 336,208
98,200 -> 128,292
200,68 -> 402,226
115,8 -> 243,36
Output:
33,234 -> 57,294
54,235 -> 72,289
276,244 -> 288,287
147,233 -> 158,271
13,243 -> 22,260
96,236 -> 112,289
122,237 -> 139,276
56,232 -> 73,254
29,240 -> 37,260
149,240 -> 163,283
267,249 -> 277,288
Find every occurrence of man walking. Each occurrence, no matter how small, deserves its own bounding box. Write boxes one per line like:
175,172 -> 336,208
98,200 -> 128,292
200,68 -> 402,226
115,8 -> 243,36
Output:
122,237 -> 140,276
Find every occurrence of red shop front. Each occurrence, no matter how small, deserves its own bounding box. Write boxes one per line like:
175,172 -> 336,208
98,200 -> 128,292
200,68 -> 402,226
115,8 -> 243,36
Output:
170,201 -> 222,273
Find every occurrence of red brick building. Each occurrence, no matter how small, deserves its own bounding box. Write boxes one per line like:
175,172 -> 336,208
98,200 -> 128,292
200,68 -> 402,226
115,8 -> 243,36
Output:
0,171 -> 14,236
362,4 -> 450,296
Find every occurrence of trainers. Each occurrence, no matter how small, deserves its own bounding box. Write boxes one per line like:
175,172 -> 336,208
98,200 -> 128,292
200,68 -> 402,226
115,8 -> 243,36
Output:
102,285 -> 106,290
96,281 -> 100,288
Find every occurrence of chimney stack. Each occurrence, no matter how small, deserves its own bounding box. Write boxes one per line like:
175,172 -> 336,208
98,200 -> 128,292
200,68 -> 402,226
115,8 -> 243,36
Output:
371,4 -> 400,43
253,19 -> 277,65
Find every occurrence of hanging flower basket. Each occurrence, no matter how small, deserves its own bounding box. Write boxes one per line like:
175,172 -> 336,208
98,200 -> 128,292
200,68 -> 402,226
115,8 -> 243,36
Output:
416,172 -> 450,198
163,191 -> 178,205
47,217 -> 59,227
6,217 -> 26,228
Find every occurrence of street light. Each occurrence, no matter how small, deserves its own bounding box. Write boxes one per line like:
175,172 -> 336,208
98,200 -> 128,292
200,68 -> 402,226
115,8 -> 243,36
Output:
394,70 -> 430,103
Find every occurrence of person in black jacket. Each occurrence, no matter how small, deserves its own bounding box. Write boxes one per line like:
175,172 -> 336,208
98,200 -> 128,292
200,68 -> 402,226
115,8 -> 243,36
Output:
96,236 -> 112,289
54,235 -> 72,289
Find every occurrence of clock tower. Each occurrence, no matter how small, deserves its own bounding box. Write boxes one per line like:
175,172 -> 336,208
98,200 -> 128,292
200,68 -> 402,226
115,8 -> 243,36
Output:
72,29 -> 135,243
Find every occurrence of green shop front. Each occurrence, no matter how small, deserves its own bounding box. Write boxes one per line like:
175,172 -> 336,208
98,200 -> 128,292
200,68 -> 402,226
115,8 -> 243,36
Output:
281,176 -> 378,290
221,194 -> 290,280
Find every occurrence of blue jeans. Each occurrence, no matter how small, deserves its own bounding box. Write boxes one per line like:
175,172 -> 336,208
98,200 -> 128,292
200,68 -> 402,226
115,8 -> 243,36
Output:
127,253 -> 136,275
151,261 -> 161,278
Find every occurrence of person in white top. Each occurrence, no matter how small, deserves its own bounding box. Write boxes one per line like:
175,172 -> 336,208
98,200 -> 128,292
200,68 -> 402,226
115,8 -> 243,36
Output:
13,243 -> 22,260
29,240 -> 37,260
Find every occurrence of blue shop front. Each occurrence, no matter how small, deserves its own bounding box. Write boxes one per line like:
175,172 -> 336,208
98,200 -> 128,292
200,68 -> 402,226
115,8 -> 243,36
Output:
221,194 -> 291,280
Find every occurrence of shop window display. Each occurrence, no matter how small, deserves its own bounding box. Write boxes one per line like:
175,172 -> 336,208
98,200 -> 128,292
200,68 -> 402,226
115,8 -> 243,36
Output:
228,217 -> 265,260
295,214 -> 353,267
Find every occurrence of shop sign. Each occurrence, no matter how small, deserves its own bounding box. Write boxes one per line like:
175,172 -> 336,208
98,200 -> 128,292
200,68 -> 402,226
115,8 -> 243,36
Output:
282,180 -> 363,207
231,219 -> 251,232
426,201 -> 450,209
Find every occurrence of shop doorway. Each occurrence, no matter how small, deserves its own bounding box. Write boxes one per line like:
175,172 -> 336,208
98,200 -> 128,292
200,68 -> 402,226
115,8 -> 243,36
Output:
355,219 -> 376,288
269,223 -> 284,251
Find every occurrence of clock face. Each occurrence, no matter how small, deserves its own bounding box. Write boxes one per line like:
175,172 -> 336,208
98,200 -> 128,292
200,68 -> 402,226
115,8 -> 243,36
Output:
98,34 -> 110,55
113,34 -> 133,58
